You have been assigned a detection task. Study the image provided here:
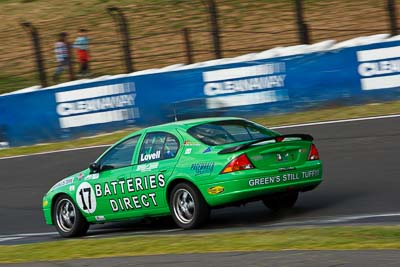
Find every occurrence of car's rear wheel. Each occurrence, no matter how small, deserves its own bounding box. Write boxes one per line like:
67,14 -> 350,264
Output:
53,195 -> 89,237
170,183 -> 209,229
262,191 -> 299,212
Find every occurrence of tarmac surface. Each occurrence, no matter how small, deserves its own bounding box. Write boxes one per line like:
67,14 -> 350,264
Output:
1,116 -> 400,245
3,250 -> 400,267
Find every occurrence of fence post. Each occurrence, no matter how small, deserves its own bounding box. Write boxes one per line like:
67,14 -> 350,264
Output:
182,28 -> 194,64
21,22 -> 48,88
66,40 -> 75,81
204,0 -> 222,59
294,0 -> 310,44
107,6 -> 134,73
387,0 -> 398,36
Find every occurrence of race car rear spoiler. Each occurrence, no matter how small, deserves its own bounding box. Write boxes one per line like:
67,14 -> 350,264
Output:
218,134 -> 314,154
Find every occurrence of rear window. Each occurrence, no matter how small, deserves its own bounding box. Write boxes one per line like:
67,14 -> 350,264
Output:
187,120 -> 274,146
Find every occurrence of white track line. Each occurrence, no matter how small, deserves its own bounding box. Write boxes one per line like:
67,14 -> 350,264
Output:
0,232 -> 58,238
270,113 -> 400,129
266,212 -> 400,227
0,144 -> 110,160
1,113 -> 400,160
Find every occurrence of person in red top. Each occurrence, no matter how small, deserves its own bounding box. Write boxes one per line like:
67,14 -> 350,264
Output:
73,28 -> 90,77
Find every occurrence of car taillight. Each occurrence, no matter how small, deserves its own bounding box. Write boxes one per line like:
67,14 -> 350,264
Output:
308,144 -> 320,160
221,154 -> 255,174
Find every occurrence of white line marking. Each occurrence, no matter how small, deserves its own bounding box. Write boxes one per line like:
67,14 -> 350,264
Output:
357,46 -> 400,62
206,90 -> 288,109
0,232 -> 58,238
270,113 -> 400,129
0,145 -> 110,160
59,108 -> 135,128
203,64 -> 279,82
55,83 -> 132,103
266,212 -> 400,227
361,75 -> 400,90
1,113 -> 400,160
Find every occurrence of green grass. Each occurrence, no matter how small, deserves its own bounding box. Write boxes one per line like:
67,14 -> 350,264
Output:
0,73 -> 37,94
1,226 -> 400,263
0,100 -> 399,158
0,128 -> 137,158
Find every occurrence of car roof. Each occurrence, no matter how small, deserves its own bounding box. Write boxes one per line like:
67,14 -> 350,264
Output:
124,117 -> 245,139
157,117 -> 244,129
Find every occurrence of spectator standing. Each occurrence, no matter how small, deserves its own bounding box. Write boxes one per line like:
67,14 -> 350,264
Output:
53,32 -> 68,82
73,28 -> 90,77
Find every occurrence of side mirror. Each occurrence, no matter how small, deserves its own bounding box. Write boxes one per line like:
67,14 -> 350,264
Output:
89,162 -> 99,174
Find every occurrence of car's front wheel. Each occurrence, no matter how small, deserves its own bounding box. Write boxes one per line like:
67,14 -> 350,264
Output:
170,183 -> 209,229
262,191 -> 299,212
53,195 -> 89,237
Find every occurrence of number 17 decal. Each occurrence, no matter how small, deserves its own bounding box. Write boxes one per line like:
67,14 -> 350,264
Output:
76,182 -> 97,214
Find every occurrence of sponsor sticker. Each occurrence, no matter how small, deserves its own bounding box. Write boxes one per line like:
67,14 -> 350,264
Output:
50,177 -> 74,191
140,151 -> 161,162
248,169 -> 320,187
76,182 -> 97,214
95,216 -> 106,221
136,162 -> 159,172
184,140 -> 200,146
184,148 -> 192,155
85,173 -> 99,180
207,186 -> 224,195
191,162 -> 215,175
94,173 -> 166,212
203,147 -> 212,153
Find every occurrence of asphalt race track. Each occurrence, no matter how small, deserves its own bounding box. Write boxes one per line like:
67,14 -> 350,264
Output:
1,116 -> 400,244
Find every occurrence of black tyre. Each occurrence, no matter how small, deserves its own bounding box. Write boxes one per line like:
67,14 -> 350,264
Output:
53,195 -> 89,237
169,183 -> 210,229
262,191 -> 299,212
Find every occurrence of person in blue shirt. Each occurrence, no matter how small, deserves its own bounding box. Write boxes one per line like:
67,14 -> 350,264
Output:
53,32 -> 68,82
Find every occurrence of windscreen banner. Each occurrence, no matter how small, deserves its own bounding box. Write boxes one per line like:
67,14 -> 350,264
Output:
1,39 -> 400,146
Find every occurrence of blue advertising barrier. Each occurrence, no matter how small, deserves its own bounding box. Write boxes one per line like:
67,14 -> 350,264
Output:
1,39 -> 400,146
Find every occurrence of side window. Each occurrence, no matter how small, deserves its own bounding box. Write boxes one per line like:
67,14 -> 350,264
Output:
99,136 -> 139,171
139,132 -> 179,163
164,135 -> 179,159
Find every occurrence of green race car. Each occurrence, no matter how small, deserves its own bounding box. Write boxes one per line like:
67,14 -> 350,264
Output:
42,117 -> 322,237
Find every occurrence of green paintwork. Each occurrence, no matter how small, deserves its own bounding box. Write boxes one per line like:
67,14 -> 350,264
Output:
42,117 -> 322,225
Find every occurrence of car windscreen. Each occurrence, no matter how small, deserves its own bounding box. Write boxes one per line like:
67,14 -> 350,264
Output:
187,120 -> 275,146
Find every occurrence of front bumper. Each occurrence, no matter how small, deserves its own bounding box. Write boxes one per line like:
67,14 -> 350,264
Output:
42,195 -> 53,225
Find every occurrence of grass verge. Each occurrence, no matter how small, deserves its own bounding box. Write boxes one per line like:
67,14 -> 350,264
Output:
1,226 -> 400,263
1,100 -> 400,158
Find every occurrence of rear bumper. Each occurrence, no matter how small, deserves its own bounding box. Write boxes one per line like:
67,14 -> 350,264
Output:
200,161 -> 322,207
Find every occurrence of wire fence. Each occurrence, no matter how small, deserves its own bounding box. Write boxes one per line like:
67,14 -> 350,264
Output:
0,0 -> 399,94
